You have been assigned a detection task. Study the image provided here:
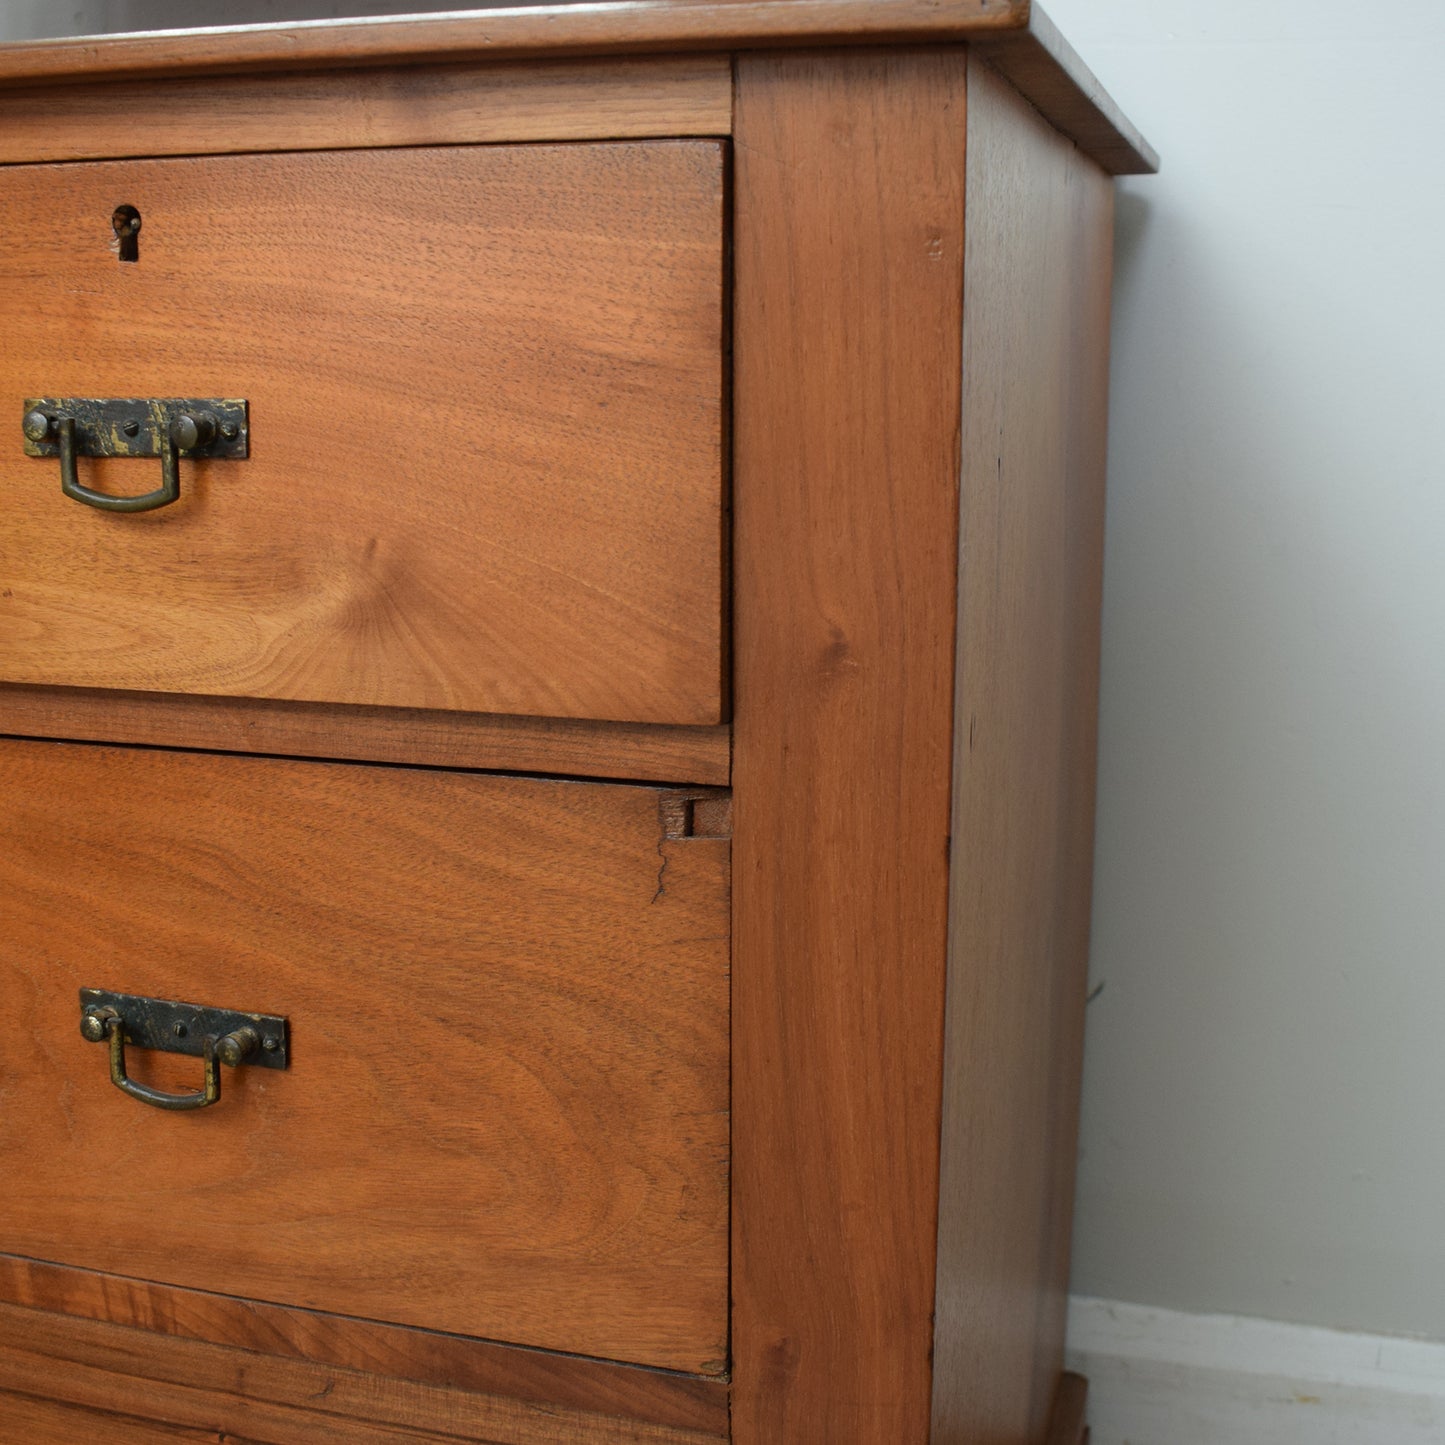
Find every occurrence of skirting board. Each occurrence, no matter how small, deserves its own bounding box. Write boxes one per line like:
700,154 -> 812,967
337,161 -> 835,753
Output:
1066,1296 -> 1445,1445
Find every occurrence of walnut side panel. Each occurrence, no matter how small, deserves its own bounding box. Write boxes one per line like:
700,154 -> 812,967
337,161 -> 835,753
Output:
0,56 -> 733,163
930,55 -> 1114,1443
731,49 -> 966,1441
0,1255 -> 730,1439
0,1300 -> 727,1445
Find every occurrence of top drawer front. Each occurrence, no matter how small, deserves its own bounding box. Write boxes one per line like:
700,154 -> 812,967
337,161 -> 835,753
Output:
0,142 -> 726,725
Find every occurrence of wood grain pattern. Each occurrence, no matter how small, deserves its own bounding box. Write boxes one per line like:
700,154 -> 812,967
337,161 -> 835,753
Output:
0,739 -> 729,1372
0,2 -> 1024,82
0,1391 -> 217,1445
0,1255 -> 730,1439
0,20 -> 1146,1439
0,685 -> 731,786
0,1302 -> 727,1445
730,48 -> 966,1442
929,53 -> 1114,1444
0,56 -> 733,164
0,142 -> 726,725
0,3 -> 1154,175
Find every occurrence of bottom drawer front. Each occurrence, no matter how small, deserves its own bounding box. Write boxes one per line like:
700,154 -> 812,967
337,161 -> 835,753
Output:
0,1391 -> 201,1445
0,739 -> 729,1373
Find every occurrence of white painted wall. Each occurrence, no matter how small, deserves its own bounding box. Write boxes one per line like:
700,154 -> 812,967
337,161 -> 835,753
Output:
1043,0 -> 1445,1342
8,0 -> 1443,1352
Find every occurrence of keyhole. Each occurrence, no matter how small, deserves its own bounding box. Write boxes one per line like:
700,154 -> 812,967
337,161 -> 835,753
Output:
111,204 -> 141,262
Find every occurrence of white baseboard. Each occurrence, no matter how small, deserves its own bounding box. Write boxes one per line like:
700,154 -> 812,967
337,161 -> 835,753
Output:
1066,1296 -> 1445,1445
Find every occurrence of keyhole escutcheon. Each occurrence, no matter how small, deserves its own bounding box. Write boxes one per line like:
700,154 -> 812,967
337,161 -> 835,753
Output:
112,204 -> 141,262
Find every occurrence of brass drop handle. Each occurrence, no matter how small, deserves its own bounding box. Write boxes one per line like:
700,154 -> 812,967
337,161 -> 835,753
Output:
49,411 -> 211,513
78,990 -> 287,1113
21,398 -> 248,513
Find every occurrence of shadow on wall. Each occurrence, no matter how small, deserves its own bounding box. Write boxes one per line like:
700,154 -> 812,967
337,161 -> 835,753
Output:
1113,189 -> 1150,320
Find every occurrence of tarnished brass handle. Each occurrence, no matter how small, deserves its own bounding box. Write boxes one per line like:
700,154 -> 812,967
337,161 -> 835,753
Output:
80,998 -> 270,1113
21,398 -> 247,513
47,411 -> 211,513
90,1007 -> 221,1110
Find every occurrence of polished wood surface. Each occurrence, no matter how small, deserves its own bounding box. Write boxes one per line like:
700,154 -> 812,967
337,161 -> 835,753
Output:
929,54 -> 1114,1443
0,56 -> 732,163
0,2 -> 1023,78
0,2 -> 1153,175
0,1255 -> 731,1438
0,739 -> 729,1372
0,1301 -> 727,1445
0,12 -> 1153,1437
730,48 -> 966,1442
0,685 -> 731,786
0,1392 -> 215,1445
0,141 -> 726,725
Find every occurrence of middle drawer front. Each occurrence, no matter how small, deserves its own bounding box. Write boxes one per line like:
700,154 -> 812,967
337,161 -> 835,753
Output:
0,739 -> 729,1374
0,140 -> 726,725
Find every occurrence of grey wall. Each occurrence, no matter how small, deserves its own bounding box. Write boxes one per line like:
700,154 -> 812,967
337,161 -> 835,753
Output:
8,0 -> 1444,1346
1046,0 -> 1445,1340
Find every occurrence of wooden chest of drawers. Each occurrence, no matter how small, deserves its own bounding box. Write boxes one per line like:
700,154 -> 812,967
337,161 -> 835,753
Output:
0,5 -> 1153,1442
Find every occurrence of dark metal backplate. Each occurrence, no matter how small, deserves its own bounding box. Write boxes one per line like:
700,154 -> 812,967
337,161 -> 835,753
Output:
80,988 -> 288,1068
23,398 -> 249,459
